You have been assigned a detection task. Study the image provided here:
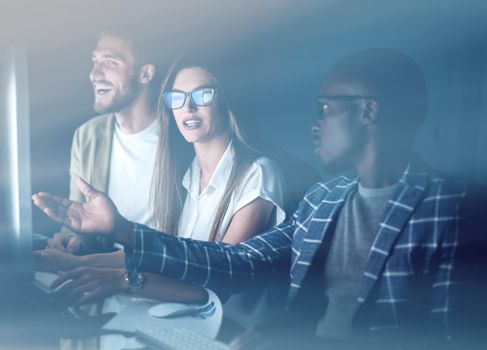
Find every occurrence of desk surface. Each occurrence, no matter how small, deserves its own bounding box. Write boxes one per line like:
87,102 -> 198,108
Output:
1,284 -> 222,350
100,290 -> 223,349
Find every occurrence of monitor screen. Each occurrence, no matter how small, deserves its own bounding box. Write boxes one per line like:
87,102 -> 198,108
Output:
0,48 -> 34,298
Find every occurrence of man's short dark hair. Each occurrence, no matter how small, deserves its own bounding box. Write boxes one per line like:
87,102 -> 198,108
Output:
328,48 -> 428,131
98,29 -> 163,104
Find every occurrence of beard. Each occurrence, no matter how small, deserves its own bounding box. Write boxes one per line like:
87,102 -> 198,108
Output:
93,76 -> 140,114
94,89 -> 138,114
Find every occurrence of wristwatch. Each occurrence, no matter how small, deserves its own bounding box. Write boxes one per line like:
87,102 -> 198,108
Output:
124,268 -> 145,294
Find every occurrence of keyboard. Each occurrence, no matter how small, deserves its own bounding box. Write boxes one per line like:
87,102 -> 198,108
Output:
135,327 -> 229,350
33,271 -> 72,294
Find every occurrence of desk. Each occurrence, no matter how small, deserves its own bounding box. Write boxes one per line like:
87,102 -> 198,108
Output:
1,283 -> 222,349
100,289 -> 223,349
0,283 -> 109,349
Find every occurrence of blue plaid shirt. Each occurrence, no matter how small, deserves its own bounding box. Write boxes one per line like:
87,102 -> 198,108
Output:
125,159 -> 471,337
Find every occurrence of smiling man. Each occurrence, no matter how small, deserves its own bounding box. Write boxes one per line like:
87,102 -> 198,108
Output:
47,31 -> 160,254
34,48 -> 487,349
37,30 -> 162,350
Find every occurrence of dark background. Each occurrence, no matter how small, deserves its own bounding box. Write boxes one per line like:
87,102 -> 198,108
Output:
2,0 -> 487,235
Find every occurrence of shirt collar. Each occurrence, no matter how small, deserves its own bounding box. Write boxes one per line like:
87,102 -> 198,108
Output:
182,140 -> 234,198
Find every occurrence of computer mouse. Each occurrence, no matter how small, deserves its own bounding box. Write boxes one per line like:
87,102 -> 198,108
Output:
148,303 -> 198,318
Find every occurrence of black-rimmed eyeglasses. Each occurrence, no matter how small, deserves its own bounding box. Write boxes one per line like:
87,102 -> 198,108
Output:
163,88 -> 218,110
317,94 -> 375,107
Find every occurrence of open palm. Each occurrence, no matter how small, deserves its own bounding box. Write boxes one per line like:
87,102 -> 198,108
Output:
33,178 -> 119,235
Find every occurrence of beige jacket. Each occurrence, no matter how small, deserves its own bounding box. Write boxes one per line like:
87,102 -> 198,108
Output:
68,113 -> 114,203
60,114 -> 115,251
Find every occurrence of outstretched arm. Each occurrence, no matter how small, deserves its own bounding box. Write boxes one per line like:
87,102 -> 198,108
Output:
35,249 -> 126,272
33,179 -> 297,294
124,220 -> 294,295
51,267 -> 208,306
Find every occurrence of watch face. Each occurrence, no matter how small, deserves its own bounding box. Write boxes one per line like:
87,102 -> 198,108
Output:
126,270 -> 145,292
134,272 -> 145,285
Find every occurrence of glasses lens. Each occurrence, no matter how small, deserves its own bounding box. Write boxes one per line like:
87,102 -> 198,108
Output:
192,88 -> 215,106
164,92 -> 186,109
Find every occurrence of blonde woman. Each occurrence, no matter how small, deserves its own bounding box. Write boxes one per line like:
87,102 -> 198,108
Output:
150,57 -> 287,330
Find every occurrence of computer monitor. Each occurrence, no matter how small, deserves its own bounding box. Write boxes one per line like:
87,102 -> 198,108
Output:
0,48 -> 34,300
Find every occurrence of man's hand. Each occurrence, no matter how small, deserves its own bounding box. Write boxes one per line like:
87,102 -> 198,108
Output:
34,248 -> 82,272
51,266 -> 127,305
32,178 -> 119,235
47,232 -> 81,253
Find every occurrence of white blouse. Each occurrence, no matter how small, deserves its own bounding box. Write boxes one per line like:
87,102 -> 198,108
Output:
178,142 -> 286,242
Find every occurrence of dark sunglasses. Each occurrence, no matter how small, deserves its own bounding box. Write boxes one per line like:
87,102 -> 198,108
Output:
163,88 -> 218,110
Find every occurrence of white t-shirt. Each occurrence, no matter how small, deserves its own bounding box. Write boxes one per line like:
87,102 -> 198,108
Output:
101,120 -> 159,350
107,119 -> 159,229
178,142 -> 286,241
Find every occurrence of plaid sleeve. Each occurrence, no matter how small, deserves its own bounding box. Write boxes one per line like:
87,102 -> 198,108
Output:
429,205 -> 461,339
124,220 -> 295,294
430,187 -> 487,341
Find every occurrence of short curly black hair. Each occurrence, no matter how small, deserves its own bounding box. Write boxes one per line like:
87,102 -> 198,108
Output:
327,48 -> 428,131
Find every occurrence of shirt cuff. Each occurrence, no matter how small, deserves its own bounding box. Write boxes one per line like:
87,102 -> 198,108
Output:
124,221 -> 140,270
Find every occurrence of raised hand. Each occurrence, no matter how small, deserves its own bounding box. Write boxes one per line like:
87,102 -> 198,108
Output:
32,178 -> 119,235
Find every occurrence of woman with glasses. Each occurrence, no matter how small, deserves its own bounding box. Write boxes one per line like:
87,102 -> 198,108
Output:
153,57 -> 285,245
146,56 -> 286,325
97,58 -> 287,348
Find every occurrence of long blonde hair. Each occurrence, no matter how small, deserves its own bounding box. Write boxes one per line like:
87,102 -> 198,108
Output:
151,56 -> 259,240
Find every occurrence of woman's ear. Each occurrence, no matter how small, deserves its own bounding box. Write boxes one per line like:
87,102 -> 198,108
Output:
139,64 -> 156,84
